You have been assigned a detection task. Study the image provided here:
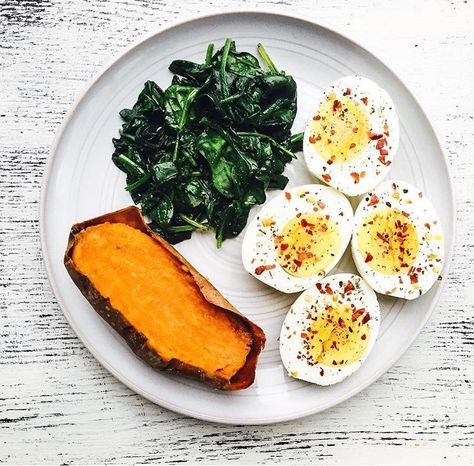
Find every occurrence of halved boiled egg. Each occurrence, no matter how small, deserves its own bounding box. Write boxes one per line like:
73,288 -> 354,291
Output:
303,76 -> 399,196
352,180 -> 445,299
242,185 -> 353,293
280,273 -> 380,385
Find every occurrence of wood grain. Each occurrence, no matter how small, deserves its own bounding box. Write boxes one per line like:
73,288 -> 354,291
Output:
0,0 -> 473,464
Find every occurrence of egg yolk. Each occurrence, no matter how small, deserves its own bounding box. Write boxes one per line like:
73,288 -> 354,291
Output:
304,304 -> 371,366
276,213 -> 340,278
357,208 -> 419,274
308,92 -> 370,164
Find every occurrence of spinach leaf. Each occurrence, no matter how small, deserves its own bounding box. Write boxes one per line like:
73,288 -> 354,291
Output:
196,131 -> 251,199
151,160 -> 178,186
147,194 -> 174,227
214,201 -> 251,248
112,39 -> 303,246
164,85 -> 199,130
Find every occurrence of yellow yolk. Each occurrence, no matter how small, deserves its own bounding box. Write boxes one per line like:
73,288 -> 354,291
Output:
308,93 -> 370,164
357,208 -> 419,274
276,213 -> 340,278
305,305 -> 371,366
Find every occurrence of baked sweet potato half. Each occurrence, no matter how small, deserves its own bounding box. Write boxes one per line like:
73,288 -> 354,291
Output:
64,206 -> 265,390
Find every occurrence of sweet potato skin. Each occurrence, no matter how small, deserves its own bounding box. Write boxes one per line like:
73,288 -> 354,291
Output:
64,206 -> 265,390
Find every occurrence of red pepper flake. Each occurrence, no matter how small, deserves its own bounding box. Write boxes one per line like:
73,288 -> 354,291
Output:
319,224 -> 328,232
316,283 -> 324,293
320,368 -> 324,376
313,115 -> 321,121
361,313 -> 371,325
255,264 -> 276,275
317,201 -> 326,209
350,172 -> 360,184
322,174 -> 332,183
383,122 -> 390,135
301,332 -> 308,339
376,138 -> 387,150
361,97 -> 369,105
378,153 -> 391,166
331,341 -> 338,350
400,262 -> 409,268
365,253 -> 373,263
306,229 -> 313,236
293,259 -> 302,268
379,149 -> 389,156
368,194 -> 379,206
352,127 -> 359,133
315,134 -> 322,141
401,211 -> 410,218
343,88 -> 351,96
369,132 -> 383,140
280,243 -> 289,252
298,252 -> 314,261
301,218 -> 308,227
424,223 -> 431,229
327,139 -> 332,144
324,284 -> 334,295
344,281 -> 355,294
352,308 -> 365,322
338,317 -> 345,327
349,143 -> 356,149
327,158 -> 334,165
285,192 -> 291,201
332,360 -> 337,366
309,136 -> 316,144
376,232 -> 389,244
361,334 -> 367,341
409,273 -> 419,284
332,99 -> 342,112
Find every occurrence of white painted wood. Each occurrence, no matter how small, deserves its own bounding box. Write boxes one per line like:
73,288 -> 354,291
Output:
0,0 -> 472,463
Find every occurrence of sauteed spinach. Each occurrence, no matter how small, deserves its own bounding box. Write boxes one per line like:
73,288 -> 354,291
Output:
112,39 -> 303,246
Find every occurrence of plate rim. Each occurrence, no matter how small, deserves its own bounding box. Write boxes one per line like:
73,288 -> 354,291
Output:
39,8 -> 456,425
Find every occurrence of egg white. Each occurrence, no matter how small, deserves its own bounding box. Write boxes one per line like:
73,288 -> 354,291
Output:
303,76 -> 399,196
352,180 -> 445,299
280,273 -> 380,385
241,184 -> 353,293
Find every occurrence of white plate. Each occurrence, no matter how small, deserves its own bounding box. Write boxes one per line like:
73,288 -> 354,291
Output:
40,11 -> 455,424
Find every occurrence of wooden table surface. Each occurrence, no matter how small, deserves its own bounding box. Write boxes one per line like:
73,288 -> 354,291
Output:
1,0 -> 473,464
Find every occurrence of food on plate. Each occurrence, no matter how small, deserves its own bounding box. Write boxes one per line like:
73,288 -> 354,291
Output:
351,180 -> 444,299
112,39 -> 303,247
64,206 -> 265,390
242,184 -> 353,293
280,273 -> 380,385
303,76 -> 399,196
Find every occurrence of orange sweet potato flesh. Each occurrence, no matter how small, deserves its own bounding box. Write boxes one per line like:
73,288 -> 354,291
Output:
64,206 -> 265,390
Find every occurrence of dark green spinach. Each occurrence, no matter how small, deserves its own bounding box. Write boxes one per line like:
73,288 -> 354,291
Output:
112,39 -> 302,246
